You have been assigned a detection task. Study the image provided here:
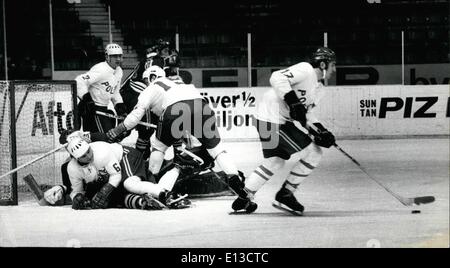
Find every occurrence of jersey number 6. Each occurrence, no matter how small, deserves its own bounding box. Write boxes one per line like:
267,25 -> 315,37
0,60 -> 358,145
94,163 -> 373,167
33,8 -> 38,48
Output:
113,163 -> 121,172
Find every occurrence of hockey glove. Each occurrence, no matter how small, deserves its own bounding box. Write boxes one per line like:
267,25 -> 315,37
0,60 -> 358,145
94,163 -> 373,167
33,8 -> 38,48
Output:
72,193 -> 91,210
78,93 -> 96,119
106,122 -> 128,143
310,123 -> 335,148
173,151 -> 202,176
91,183 -> 116,209
284,90 -> 307,127
114,103 -> 128,117
44,185 -> 65,205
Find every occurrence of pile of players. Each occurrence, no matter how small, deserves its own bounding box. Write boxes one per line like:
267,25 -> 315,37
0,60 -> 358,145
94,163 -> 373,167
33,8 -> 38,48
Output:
43,39 -> 338,216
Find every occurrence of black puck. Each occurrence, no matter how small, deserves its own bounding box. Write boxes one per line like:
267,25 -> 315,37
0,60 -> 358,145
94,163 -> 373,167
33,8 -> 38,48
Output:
411,210 -> 421,214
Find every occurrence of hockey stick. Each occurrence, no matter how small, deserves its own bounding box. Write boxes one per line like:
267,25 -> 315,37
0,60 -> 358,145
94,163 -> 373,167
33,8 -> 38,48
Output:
22,174 -> 49,206
95,110 -> 156,129
308,124 -> 435,207
177,146 -> 232,187
120,62 -> 140,89
177,146 -> 204,166
0,143 -> 68,180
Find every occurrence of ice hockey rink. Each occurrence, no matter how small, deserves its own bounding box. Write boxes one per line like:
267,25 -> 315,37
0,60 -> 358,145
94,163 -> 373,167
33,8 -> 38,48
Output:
0,137 -> 448,248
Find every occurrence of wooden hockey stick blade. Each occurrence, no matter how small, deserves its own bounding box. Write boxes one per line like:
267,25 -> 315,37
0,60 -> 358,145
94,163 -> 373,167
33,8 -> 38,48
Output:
22,174 -> 47,205
413,196 -> 435,205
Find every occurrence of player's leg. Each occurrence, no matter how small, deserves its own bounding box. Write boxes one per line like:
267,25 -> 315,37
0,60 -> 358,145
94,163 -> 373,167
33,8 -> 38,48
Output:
123,193 -> 164,210
270,121 -> 315,215
284,143 -> 322,192
135,111 -> 156,159
148,108 -> 176,175
188,99 -> 255,211
121,146 -> 189,209
121,148 -> 167,209
244,156 -> 286,197
229,119 -> 287,212
242,119 -> 289,196
122,146 -> 165,196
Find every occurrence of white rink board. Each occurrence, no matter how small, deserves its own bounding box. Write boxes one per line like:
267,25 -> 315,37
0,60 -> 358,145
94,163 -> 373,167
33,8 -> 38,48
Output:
199,85 -> 449,140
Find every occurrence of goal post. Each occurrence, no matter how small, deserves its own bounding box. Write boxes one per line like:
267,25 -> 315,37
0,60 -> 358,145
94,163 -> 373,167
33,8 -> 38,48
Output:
0,80 -> 78,205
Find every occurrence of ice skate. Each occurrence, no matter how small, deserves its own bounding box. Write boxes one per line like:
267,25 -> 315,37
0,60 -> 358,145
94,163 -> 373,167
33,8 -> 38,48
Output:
231,196 -> 258,213
272,187 -> 304,216
141,193 -> 166,210
160,191 -> 191,209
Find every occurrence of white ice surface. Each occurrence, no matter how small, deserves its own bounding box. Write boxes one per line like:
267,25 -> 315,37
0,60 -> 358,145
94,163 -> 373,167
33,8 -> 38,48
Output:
0,138 -> 448,248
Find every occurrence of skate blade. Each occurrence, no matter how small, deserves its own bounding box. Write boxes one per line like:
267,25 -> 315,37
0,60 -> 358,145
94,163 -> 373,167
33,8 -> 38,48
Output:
229,210 -> 253,215
143,195 -> 167,210
166,194 -> 192,209
170,199 -> 192,209
272,201 -> 303,216
166,194 -> 189,206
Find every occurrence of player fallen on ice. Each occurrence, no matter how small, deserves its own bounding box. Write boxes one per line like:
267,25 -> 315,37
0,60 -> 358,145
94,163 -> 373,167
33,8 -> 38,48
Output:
106,65 -> 253,210
61,136 -> 191,210
75,43 -> 128,134
42,130 -> 161,210
231,47 -> 337,215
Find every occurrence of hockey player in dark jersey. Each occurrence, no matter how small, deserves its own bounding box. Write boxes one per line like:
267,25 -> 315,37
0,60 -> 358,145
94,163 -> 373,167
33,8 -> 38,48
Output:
119,38 -> 179,159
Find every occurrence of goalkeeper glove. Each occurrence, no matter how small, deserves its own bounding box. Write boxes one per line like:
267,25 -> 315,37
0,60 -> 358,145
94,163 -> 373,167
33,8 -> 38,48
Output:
72,193 -> 91,210
91,183 -> 116,209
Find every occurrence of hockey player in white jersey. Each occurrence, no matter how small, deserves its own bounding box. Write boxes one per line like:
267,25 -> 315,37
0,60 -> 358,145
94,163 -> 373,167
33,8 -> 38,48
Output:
66,136 -> 189,210
75,43 -> 128,133
232,47 -> 337,215
106,66 -> 255,210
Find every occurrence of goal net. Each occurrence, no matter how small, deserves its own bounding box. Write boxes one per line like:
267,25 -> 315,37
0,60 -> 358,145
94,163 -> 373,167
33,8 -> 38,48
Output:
0,81 -> 77,205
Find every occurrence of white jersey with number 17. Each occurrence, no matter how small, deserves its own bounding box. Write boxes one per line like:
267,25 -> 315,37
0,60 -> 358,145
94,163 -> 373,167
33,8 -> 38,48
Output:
257,62 -> 324,125
123,76 -> 202,130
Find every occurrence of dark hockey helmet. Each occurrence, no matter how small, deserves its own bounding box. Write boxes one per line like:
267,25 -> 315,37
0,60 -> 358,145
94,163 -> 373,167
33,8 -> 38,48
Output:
145,39 -> 170,57
310,47 -> 336,68
156,39 -> 170,50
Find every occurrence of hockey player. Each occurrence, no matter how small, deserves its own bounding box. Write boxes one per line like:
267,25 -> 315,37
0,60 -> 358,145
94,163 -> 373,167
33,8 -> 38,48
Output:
118,44 -> 168,158
43,130 -> 193,209
65,136 -> 189,210
106,65 -> 255,211
231,47 -> 337,215
75,43 -> 127,133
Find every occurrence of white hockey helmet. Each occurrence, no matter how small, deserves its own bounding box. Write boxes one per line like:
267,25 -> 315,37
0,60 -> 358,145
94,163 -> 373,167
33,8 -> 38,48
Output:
105,43 -> 123,56
67,136 -> 90,159
143,65 -> 165,80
